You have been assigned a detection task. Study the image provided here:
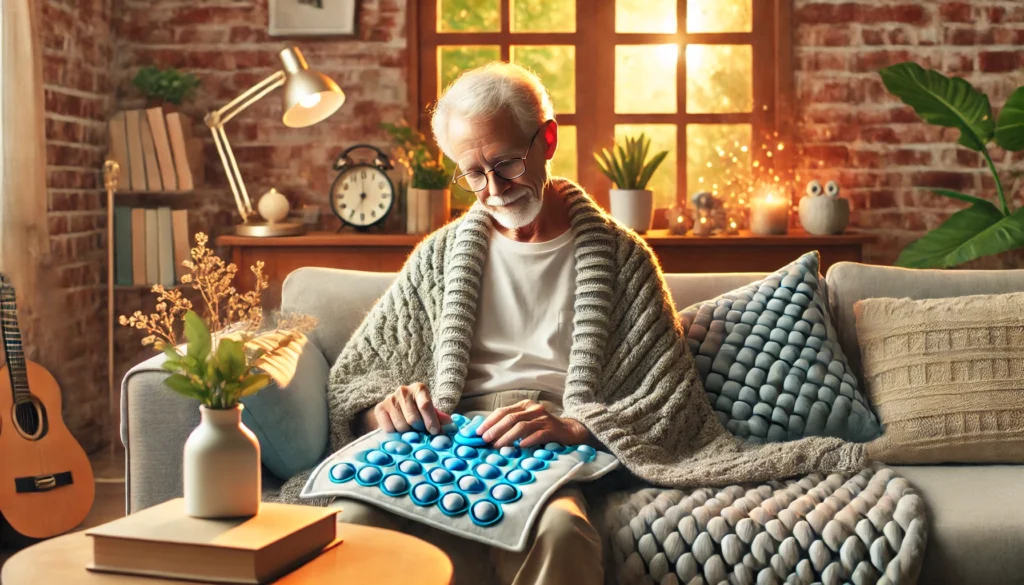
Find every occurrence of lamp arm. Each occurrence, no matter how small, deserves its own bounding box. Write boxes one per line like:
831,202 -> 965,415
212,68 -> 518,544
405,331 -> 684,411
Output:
208,70 -> 286,126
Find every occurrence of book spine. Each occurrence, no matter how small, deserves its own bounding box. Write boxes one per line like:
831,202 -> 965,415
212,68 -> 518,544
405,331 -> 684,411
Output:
140,115 -> 163,191
166,113 -> 195,191
124,110 -> 148,192
113,206 -> 133,286
145,209 -> 159,285
131,208 -> 147,286
171,210 -> 189,283
146,107 -> 179,191
108,112 -> 130,182
157,207 -> 175,286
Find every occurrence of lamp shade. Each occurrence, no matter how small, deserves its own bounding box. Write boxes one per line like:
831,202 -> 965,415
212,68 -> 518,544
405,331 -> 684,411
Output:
278,47 -> 345,128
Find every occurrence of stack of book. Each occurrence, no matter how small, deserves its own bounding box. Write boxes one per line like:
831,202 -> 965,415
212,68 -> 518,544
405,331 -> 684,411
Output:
112,206 -> 190,287
108,108 -> 204,192
86,498 -> 341,584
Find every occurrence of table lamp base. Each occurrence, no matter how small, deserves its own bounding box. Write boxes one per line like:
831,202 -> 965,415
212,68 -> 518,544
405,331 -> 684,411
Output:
234,220 -> 306,237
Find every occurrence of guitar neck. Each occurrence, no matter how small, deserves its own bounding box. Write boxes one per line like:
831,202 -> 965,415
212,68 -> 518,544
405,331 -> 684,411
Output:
1,281 -> 30,402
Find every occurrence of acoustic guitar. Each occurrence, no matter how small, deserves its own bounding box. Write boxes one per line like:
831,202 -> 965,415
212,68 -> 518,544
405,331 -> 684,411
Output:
0,273 -> 94,539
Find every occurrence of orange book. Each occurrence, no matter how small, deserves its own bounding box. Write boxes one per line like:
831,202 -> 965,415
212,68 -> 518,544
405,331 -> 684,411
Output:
146,107 -> 178,191
171,209 -> 190,283
165,112 -> 195,191
86,498 -> 340,585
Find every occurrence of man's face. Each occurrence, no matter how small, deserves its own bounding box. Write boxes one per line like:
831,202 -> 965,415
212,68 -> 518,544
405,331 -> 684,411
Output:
448,110 -> 555,229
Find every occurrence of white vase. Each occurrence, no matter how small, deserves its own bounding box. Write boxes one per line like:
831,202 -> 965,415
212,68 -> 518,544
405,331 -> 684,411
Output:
183,404 -> 261,518
609,189 -> 654,234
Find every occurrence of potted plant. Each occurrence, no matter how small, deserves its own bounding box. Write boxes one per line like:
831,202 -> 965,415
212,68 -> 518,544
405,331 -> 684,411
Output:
880,62 -> 1024,268
132,65 -> 202,110
381,120 -> 452,233
120,233 -> 314,518
594,133 -> 669,234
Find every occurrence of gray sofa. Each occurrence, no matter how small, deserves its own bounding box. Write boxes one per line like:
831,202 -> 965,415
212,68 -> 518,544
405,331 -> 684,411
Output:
121,261 -> 1024,584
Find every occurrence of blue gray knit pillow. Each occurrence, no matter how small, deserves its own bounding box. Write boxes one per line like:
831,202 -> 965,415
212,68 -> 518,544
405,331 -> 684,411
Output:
678,252 -> 881,443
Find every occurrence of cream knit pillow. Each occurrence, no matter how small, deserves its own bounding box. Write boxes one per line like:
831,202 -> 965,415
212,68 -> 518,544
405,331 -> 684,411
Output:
855,292 -> 1024,464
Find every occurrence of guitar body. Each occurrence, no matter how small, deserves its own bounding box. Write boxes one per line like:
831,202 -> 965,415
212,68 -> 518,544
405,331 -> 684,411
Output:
0,274 -> 95,539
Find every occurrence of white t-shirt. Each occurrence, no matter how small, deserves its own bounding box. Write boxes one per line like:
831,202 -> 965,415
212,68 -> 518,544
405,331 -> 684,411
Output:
462,227 -> 576,397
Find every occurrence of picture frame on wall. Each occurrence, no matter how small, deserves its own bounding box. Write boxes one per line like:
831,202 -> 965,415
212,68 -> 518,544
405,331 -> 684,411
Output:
269,0 -> 359,37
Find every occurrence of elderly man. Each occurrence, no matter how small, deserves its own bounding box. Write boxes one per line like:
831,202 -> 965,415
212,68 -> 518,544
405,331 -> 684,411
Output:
279,62 -> 864,585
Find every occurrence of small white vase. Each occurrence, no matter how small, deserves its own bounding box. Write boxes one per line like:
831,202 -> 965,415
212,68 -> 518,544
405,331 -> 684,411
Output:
609,189 -> 654,234
183,404 -> 261,518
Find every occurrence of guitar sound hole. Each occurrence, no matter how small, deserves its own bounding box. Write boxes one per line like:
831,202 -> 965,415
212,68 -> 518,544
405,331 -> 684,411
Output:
14,400 -> 43,438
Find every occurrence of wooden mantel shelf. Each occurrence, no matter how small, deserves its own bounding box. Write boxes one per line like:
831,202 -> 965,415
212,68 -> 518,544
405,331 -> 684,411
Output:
216,229 -> 874,308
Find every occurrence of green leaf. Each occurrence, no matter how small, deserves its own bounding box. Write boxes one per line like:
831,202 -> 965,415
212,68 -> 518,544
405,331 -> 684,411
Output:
161,359 -> 183,373
926,188 -> 994,208
880,62 -> 994,152
164,374 -> 203,400
638,151 -> 669,190
996,86 -> 1024,151
216,338 -> 248,381
183,310 -> 211,362
895,203 -> 1024,268
238,373 -> 271,397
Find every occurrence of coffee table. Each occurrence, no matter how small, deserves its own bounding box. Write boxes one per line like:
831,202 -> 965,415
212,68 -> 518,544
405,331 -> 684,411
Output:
0,522 -> 453,585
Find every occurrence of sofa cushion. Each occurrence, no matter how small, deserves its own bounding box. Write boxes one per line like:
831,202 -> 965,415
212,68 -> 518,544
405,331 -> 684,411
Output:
679,252 -> 882,443
856,293 -> 1024,464
891,464 -> 1024,585
825,262 -> 1024,383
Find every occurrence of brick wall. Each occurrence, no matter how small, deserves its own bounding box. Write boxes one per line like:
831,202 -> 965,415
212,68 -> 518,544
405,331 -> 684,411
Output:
40,0 -> 116,453
794,0 -> 1024,266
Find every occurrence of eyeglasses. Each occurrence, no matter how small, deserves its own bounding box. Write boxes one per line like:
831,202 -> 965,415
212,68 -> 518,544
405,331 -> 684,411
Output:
452,126 -> 543,193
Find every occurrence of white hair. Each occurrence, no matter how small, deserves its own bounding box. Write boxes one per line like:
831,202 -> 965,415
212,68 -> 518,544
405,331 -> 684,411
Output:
431,62 -> 555,160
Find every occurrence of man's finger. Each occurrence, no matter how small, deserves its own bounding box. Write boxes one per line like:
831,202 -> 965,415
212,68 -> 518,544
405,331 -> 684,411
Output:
398,389 -> 424,432
482,408 -> 541,443
518,429 -> 553,448
494,420 -> 540,448
384,400 -> 410,432
478,404 -> 517,435
374,404 -> 396,433
414,386 -> 441,434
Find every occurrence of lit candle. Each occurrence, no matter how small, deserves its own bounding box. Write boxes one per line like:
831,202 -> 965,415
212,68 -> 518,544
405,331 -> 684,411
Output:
749,192 -> 789,235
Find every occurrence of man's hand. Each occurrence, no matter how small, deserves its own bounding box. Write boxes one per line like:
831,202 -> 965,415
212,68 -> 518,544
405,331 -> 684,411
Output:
476,399 -> 591,448
366,383 -> 452,435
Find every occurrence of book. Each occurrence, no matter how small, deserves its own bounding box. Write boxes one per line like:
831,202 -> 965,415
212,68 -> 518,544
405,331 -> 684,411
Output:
157,207 -> 175,286
144,209 -> 159,285
171,209 -> 189,282
86,498 -> 339,585
107,112 -> 130,183
131,208 -> 147,286
146,107 -> 178,191
113,206 -> 133,286
139,113 -> 164,191
124,110 -> 147,192
166,112 -> 195,191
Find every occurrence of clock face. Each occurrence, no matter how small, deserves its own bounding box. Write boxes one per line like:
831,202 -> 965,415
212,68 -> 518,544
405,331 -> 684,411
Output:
331,165 -> 394,227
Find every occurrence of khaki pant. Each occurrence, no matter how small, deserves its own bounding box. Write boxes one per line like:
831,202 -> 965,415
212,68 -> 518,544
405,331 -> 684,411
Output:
331,390 -> 603,585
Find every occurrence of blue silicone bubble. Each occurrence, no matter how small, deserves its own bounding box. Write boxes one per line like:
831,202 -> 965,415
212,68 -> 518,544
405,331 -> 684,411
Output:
430,435 -> 453,450
506,468 -> 534,485
520,457 -> 547,471
451,413 -> 468,427
471,500 -> 502,526
455,445 -> 479,460
440,491 -> 469,515
381,473 -> 410,497
411,482 -> 440,506
329,463 -> 356,483
410,420 -> 426,432
457,475 -> 486,494
443,457 -> 468,472
499,446 -> 521,459
398,459 -> 423,475
533,449 -> 554,461
356,465 -> 383,486
544,441 -> 567,453
485,453 -> 509,467
453,415 -> 489,447
383,441 -> 412,456
490,483 -> 521,503
428,468 -> 455,485
575,444 -> 597,462
413,448 -> 439,464
402,431 -> 423,444
474,463 -> 501,480
365,451 -> 394,467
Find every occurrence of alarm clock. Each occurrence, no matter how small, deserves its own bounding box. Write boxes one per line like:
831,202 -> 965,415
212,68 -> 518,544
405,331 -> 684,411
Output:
330,144 -> 396,230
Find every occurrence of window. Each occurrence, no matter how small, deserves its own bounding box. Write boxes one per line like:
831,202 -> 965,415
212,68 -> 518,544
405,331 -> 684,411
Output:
412,0 -> 793,218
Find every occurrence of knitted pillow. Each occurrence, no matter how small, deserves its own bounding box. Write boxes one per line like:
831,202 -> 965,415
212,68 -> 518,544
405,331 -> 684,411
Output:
678,252 -> 881,443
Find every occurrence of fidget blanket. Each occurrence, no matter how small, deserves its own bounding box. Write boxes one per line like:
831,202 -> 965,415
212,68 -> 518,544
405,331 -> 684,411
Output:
301,413 -> 619,551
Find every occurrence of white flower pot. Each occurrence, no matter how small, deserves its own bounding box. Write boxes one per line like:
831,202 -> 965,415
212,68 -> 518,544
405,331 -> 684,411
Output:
183,404 -> 261,518
609,189 -> 654,234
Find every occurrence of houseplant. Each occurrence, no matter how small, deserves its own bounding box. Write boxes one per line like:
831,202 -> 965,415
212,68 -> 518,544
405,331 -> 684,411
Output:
880,62 -> 1024,268
120,233 -> 314,518
594,133 -> 669,233
381,120 -> 452,233
133,65 -> 202,108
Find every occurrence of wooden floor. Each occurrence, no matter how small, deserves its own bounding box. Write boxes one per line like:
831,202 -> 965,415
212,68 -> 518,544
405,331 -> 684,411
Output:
0,447 -> 127,570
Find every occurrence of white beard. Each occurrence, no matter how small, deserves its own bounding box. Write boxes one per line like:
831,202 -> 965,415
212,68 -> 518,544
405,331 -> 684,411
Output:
484,187 -> 543,229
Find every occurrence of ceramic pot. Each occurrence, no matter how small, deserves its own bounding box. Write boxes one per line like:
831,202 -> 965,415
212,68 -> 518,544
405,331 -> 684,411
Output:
183,404 -> 261,518
406,188 -> 451,233
799,194 -> 850,235
609,189 -> 654,234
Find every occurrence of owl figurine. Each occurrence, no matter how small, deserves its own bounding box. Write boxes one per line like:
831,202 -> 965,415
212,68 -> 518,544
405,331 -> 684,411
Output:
798,179 -> 850,235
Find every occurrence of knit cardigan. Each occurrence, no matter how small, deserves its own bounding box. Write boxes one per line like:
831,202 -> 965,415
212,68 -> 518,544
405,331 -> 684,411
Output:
276,179 -> 866,505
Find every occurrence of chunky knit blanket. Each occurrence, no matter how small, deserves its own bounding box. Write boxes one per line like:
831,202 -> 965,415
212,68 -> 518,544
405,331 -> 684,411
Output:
276,179 -> 866,505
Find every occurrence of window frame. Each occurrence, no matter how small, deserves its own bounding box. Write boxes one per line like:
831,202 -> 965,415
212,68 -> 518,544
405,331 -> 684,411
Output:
409,0 -> 794,215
